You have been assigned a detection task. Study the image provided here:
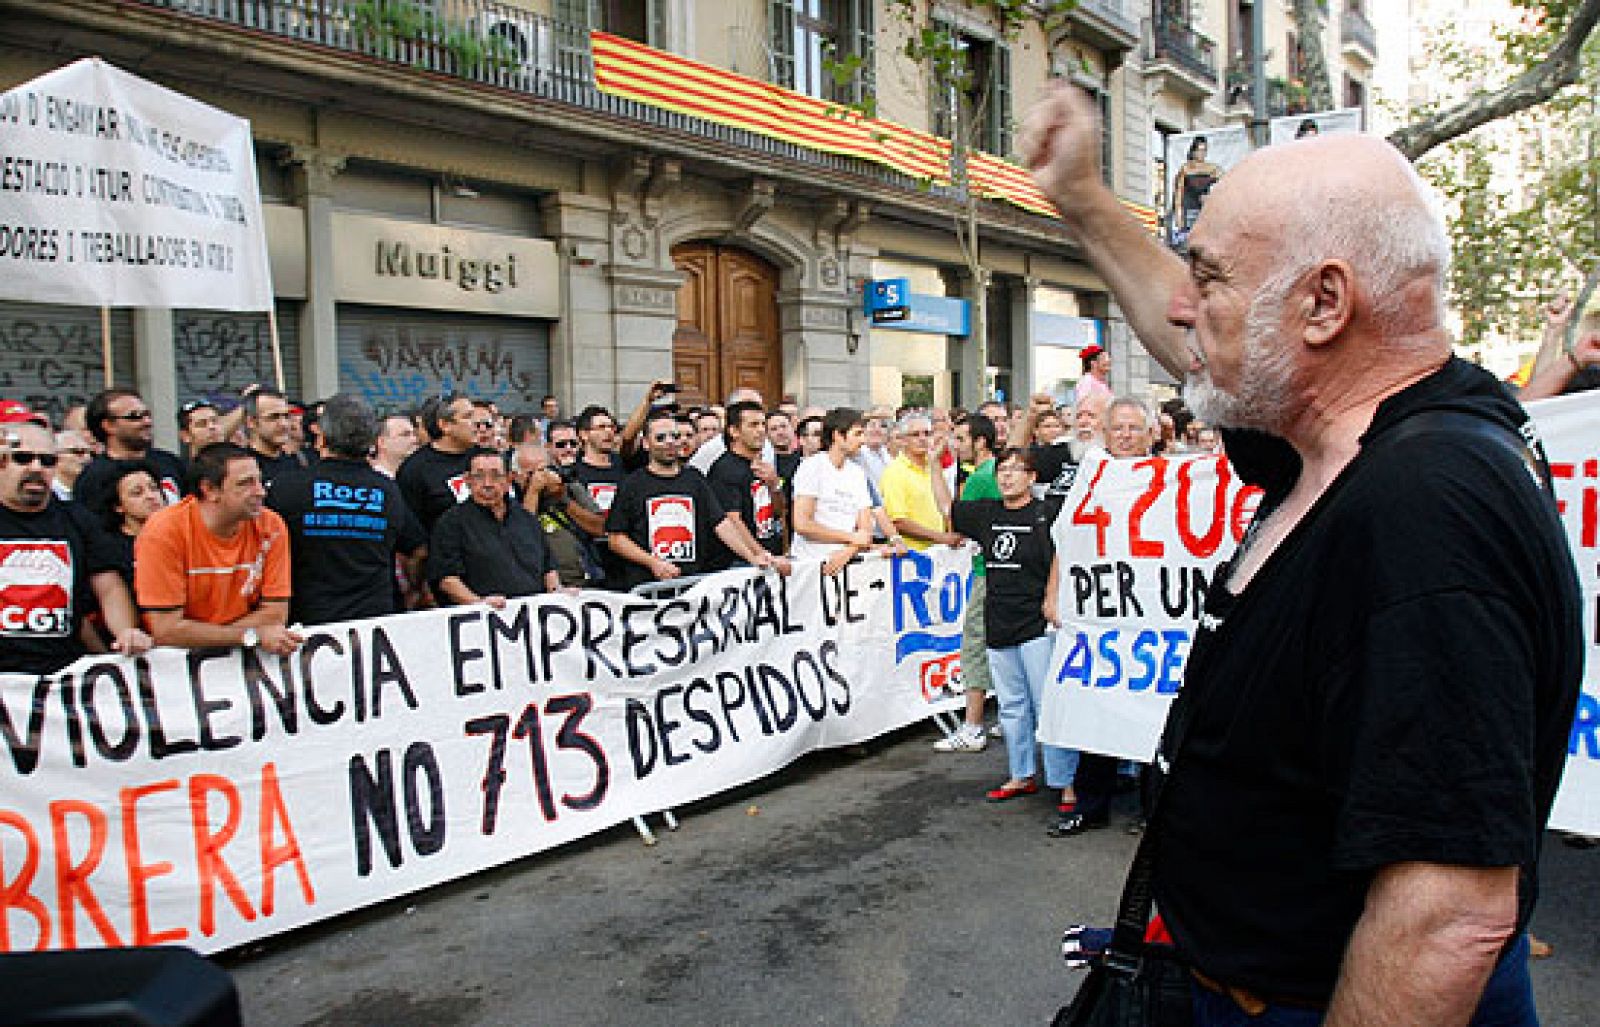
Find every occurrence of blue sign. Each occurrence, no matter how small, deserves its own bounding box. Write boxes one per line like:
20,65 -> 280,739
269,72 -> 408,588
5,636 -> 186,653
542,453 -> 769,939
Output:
864,278 -> 911,315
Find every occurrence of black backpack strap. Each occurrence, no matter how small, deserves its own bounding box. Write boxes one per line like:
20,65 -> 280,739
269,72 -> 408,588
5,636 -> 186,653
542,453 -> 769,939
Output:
1371,410 -> 1555,494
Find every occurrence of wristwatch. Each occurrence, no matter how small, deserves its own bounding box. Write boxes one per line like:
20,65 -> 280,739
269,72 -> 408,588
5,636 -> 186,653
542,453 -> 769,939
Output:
241,627 -> 260,648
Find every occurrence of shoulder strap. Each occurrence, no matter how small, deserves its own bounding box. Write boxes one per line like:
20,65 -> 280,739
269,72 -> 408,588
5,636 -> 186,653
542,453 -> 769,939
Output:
1370,409 -> 1554,494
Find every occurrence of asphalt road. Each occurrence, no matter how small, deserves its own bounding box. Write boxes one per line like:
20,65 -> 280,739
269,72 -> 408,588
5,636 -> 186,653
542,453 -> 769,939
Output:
222,722 -> 1599,1026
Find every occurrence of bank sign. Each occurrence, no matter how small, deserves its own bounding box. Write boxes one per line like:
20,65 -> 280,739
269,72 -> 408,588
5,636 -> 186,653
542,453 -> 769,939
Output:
331,213 -> 559,318
864,278 -> 970,337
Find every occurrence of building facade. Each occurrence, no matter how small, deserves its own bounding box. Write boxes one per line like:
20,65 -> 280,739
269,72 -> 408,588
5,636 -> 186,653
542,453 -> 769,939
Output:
1,1 -> 1384,443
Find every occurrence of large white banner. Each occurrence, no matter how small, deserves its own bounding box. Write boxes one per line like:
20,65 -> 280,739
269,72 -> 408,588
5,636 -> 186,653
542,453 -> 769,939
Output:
0,551 -> 970,954
1037,451 -> 1261,761
1534,393 -> 1600,835
0,59 -> 272,310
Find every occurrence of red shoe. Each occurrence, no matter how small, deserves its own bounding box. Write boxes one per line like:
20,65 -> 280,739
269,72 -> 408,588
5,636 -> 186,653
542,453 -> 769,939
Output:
985,780 -> 1039,802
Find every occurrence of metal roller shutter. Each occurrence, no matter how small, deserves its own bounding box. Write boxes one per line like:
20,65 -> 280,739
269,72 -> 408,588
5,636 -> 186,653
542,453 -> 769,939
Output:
336,304 -> 551,416
172,300 -> 303,403
0,301 -> 136,425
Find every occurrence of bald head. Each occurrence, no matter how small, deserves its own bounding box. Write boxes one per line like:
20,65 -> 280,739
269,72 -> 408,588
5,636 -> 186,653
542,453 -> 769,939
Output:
1197,134 -> 1449,340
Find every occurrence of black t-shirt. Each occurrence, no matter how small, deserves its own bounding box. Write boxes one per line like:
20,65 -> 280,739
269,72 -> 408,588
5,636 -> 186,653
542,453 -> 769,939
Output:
950,497 -> 1059,647
604,466 -> 727,591
267,458 -> 426,625
706,449 -> 785,569
254,449 -> 307,491
0,500 -> 122,674
574,458 -> 631,588
73,448 -> 187,513
1151,358 -> 1583,1002
428,499 -> 556,601
396,444 -> 474,535
1030,441 -> 1081,499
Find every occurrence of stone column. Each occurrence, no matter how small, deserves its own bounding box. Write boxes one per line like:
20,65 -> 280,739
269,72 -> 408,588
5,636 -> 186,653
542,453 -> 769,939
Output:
133,309 -> 177,452
605,264 -> 683,412
542,191 -> 615,410
777,288 -> 858,409
1010,276 -> 1039,400
283,147 -> 344,400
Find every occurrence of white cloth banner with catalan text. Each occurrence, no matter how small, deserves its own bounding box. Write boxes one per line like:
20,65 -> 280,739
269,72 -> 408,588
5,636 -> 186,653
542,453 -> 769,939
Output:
0,58 -> 272,309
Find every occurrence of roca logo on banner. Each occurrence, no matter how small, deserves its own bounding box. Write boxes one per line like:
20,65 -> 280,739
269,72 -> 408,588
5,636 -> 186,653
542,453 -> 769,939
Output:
0,540 -> 73,635
648,494 -> 696,561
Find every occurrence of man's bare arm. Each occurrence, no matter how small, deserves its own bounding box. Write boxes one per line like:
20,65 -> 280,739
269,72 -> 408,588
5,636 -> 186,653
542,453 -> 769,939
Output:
1019,83 -> 1190,379
1325,861 -> 1517,1026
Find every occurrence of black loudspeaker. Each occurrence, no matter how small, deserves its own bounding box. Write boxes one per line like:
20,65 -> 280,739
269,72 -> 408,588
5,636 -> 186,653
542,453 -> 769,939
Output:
0,946 -> 241,1026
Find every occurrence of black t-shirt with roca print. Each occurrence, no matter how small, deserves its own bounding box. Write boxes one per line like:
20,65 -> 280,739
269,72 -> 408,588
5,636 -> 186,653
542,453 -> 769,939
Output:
706,449 -> 785,569
604,466 -> 727,591
267,458 -> 427,626
950,496 -> 1059,648
0,500 -> 122,674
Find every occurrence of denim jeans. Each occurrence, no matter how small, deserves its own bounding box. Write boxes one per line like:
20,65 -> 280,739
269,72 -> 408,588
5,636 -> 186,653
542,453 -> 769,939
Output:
988,633 -> 1078,787
1189,933 -> 1538,1026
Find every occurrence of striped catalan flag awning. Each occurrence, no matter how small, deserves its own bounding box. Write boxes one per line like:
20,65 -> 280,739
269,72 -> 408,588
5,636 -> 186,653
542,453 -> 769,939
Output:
590,31 -> 1160,234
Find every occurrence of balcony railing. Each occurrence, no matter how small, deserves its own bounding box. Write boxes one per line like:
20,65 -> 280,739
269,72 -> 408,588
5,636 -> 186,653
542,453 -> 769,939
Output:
1341,6 -> 1378,59
1147,11 -> 1218,88
133,0 -> 1051,224
1067,0 -> 1141,47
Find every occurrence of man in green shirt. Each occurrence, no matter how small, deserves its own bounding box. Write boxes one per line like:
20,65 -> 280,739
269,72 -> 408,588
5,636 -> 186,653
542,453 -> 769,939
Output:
931,411 -> 1000,752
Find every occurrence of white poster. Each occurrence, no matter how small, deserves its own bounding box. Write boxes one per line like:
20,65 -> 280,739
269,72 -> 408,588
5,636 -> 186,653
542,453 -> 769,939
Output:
1268,106 -> 1364,146
1533,392 -> 1600,835
1037,451 -> 1261,760
0,58 -> 272,310
0,551 -> 970,954
1164,124 -> 1249,249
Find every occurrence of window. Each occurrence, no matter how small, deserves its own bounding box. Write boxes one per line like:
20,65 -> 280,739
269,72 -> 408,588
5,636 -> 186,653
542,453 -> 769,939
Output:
769,0 -> 875,104
1343,74 -> 1366,122
931,19 -> 1012,157
555,0 -> 665,46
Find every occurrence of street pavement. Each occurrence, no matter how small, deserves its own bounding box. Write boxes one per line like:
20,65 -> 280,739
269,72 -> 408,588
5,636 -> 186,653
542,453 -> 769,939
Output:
222,722 -> 1599,1026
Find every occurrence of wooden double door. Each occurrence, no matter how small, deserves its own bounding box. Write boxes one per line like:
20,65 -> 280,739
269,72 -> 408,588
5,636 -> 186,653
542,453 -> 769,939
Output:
671,243 -> 782,407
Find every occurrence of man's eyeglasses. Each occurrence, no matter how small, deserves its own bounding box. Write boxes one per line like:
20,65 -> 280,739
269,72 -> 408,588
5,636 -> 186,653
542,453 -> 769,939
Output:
59,447 -> 91,457
112,410 -> 152,421
6,451 -> 59,468
551,439 -> 578,449
650,432 -> 676,443
472,420 -> 494,429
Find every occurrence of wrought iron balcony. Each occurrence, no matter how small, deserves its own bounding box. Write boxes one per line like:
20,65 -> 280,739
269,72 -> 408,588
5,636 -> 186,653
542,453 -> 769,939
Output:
1341,5 -> 1378,63
1145,10 -> 1219,96
1059,0 -> 1141,52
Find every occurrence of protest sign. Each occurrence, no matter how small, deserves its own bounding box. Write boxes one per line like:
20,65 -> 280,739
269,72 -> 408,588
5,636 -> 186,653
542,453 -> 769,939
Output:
0,58 -> 272,310
0,551 -> 969,954
1037,451 -> 1261,761
1534,392 -> 1600,835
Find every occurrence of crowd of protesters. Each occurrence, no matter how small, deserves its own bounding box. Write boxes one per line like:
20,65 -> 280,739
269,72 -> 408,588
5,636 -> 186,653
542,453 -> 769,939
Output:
0,359 -> 1245,827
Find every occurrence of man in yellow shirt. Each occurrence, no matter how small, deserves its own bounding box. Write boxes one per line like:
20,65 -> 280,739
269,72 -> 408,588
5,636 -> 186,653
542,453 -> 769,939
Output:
878,412 -> 961,550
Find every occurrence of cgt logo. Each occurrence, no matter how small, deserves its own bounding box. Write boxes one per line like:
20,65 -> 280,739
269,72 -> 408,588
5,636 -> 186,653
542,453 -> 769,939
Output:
648,494 -> 696,561
918,652 -> 964,702
0,540 -> 73,636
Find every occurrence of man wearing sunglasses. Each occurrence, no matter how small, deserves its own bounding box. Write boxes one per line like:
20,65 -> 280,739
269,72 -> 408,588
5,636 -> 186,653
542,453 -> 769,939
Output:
605,410 -> 786,591
0,421 -> 151,673
73,387 -> 187,514
51,430 -> 95,503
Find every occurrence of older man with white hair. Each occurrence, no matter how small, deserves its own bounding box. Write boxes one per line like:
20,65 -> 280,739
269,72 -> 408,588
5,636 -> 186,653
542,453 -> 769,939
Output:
1023,84 -> 1581,1023
878,412 -> 961,551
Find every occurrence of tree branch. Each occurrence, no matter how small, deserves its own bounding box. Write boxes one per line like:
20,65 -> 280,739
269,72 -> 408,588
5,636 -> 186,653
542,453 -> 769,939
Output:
1387,0 -> 1600,161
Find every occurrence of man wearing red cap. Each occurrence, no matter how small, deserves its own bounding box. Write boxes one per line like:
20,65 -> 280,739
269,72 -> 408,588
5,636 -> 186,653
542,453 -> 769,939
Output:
1073,344 -> 1113,408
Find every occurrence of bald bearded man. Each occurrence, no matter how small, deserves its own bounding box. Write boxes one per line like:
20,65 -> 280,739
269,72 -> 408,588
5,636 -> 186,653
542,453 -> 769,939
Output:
1022,85 -> 1580,1025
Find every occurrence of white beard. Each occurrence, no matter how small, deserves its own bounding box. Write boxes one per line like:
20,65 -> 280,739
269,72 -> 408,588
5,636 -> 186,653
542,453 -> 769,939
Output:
1185,271 -> 1301,434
